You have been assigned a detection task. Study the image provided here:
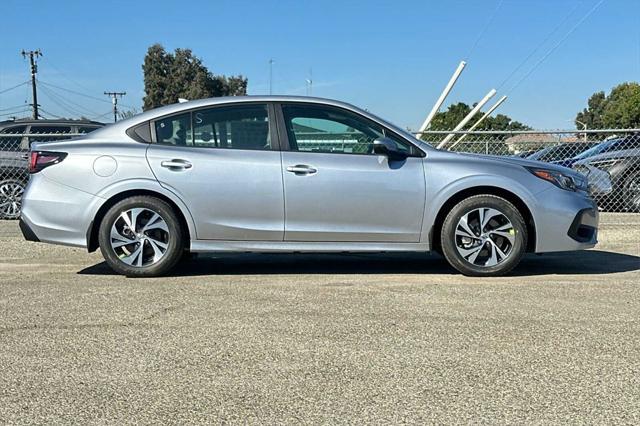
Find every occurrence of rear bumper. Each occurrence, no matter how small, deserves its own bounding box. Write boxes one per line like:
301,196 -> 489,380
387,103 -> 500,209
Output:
20,174 -> 102,248
19,218 -> 39,242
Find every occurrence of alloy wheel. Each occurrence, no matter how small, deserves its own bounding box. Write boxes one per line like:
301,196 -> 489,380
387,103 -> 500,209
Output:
0,181 -> 25,219
454,207 -> 515,267
110,208 -> 170,267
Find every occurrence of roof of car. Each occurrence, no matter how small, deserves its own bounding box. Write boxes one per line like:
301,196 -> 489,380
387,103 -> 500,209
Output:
84,96 -> 422,145
0,118 -> 104,128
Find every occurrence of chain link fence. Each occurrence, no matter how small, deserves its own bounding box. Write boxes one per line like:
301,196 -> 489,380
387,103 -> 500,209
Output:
1,125 -> 639,221
0,124 -> 98,219
418,129 -> 640,215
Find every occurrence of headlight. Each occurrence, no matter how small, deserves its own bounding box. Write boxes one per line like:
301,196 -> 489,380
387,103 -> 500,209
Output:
587,159 -> 621,172
526,167 -> 587,192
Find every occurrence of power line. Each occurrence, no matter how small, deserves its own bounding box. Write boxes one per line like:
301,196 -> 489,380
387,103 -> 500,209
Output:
39,84 -> 92,117
504,0 -> 606,95
39,56 -> 95,94
39,80 -> 132,108
37,107 -> 64,119
497,1 -> 582,91
0,81 -> 29,95
465,0 -> 505,60
0,107 -> 30,117
39,82 -> 102,117
0,104 -> 29,112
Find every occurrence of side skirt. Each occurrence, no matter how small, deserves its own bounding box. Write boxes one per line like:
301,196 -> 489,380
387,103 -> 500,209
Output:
190,240 -> 430,253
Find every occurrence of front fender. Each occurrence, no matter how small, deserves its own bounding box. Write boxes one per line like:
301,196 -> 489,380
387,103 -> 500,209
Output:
422,173 -> 540,248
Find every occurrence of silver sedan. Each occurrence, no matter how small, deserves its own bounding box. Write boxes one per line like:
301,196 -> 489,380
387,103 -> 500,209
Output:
20,96 -> 598,277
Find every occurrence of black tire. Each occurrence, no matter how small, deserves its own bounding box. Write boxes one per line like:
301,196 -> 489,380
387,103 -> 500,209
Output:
0,178 -> 27,220
440,195 -> 528,277
98,196 -> 184,277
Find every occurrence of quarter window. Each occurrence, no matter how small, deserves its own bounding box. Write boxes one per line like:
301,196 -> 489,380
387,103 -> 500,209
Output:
281,104 -> 412,155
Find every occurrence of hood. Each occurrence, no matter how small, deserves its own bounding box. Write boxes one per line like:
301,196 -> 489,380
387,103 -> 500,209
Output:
456,152 -> 578,175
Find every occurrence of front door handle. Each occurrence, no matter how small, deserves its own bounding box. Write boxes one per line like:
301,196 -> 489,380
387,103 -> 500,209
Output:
286,164 -> 317,175
161,159 -> 192,170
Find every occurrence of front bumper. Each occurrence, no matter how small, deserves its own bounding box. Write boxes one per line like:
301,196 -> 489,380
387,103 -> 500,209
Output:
533,187 -> 599,253
567,208 -> 598,243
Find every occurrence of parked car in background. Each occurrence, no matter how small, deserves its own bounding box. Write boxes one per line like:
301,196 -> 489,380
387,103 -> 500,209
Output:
526,141 -> 597,163
0,119 -> 103,219
20,96 -> 598,277
512,149 -> 537,158
571,135 -> 640,212
554,134 -> 639,168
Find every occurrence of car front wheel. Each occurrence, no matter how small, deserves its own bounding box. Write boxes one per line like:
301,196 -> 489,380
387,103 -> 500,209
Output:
440,195 -> 528,277
98,196 -> 184,277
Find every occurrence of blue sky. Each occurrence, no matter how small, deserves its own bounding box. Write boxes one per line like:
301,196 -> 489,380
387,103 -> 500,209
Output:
1,0 -> 638,129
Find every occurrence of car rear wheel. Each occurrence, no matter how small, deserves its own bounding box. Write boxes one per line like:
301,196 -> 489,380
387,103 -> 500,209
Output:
98,196 -> 184,277
0,179 -> 26,220
440,195 -> 527,277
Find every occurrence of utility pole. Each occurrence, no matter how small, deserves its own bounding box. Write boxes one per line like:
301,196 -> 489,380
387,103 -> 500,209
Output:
104,91 -> 126,123
21,49 -> 42,120
269,59 -> 274,95
306,68 -> 313,96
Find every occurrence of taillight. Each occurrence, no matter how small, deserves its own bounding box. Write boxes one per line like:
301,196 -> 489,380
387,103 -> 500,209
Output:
29,151 -> 67,174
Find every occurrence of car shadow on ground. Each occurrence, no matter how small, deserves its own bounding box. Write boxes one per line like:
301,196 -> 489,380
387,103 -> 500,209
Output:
78,250 -> 640,277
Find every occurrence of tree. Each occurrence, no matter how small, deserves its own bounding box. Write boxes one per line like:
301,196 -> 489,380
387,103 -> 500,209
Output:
576,82 -> 640,129
142,44 -> 248,110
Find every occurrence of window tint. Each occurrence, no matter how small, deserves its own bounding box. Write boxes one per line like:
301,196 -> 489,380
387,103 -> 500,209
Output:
193,105 -> 270,150
281,104 -> 411,155
155,113 -> 192,146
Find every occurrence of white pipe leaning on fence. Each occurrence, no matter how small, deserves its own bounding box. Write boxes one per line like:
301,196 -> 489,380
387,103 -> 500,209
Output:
447,95 -> 508,150
416,61 -> 466,136
436,88 -> 497,149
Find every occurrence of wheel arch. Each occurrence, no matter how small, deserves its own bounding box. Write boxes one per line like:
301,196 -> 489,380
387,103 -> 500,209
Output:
429,186 -> 537,254
87,189 -> 193,252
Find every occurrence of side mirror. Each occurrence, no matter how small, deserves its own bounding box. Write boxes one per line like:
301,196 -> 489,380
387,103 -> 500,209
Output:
373,137 -> 408,161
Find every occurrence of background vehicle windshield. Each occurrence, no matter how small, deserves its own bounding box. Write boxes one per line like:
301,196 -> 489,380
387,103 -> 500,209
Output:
572,139 -> 619,160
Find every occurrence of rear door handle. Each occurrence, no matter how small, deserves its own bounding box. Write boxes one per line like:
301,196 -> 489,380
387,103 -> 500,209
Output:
161,159 -> 192,170
286,164 -> 317,175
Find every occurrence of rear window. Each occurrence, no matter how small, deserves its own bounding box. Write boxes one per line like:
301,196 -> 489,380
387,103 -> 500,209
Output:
29,126 -> 72,134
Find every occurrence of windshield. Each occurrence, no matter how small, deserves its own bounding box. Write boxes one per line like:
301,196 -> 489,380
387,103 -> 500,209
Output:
572,138 -> 619,160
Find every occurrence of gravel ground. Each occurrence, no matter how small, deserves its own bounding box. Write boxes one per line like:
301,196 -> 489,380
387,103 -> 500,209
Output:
0,214 -> 639,424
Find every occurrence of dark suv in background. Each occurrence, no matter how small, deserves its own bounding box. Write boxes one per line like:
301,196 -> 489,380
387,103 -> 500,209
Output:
0,119 -> 104,219
569,133 -> 640,212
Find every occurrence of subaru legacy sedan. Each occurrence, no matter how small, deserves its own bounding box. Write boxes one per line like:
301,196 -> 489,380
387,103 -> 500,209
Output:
19,96 -> 598,277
